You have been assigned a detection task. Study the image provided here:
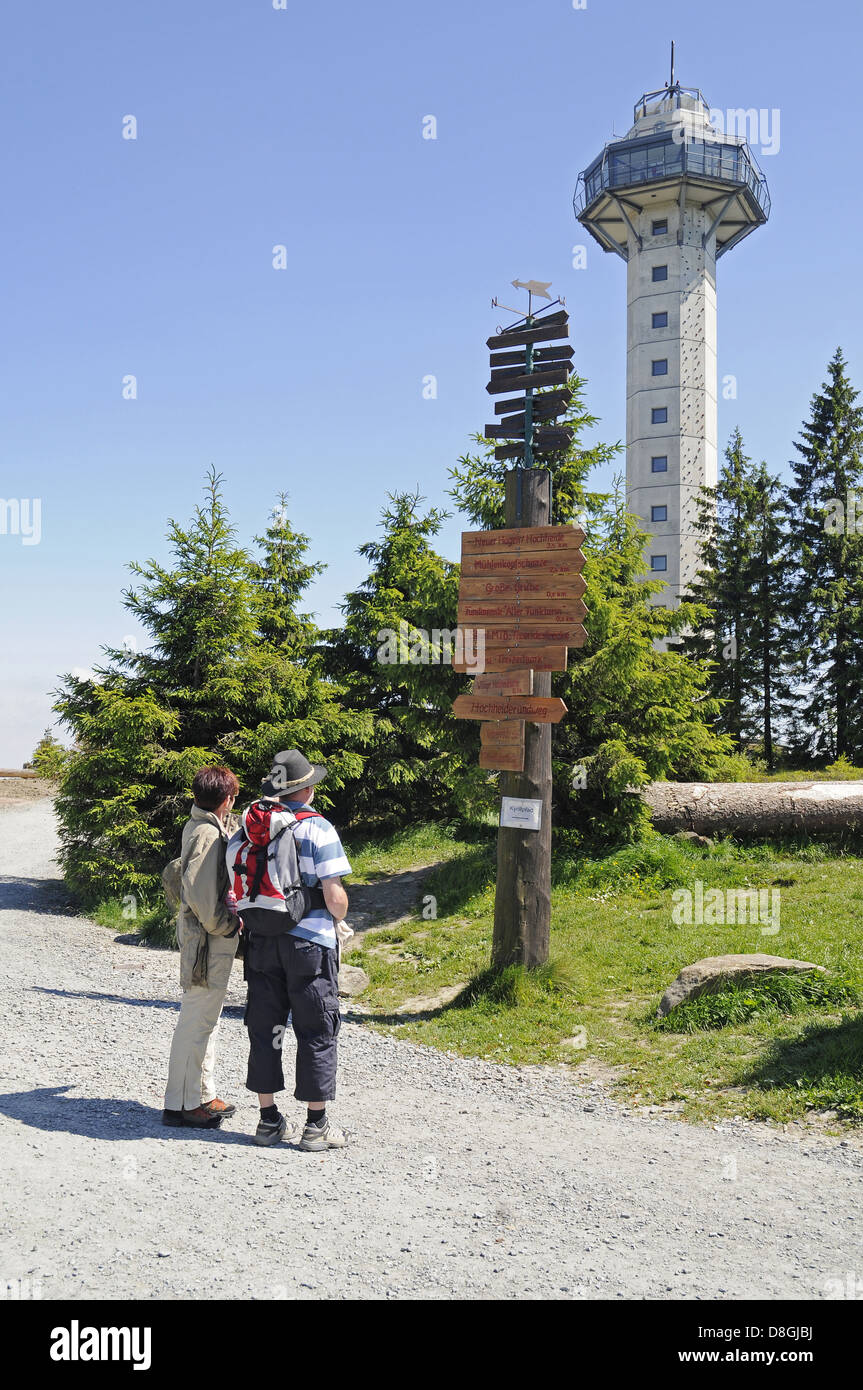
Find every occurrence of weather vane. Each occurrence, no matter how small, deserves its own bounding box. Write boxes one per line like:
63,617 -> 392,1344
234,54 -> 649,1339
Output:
492,279 -> 565,324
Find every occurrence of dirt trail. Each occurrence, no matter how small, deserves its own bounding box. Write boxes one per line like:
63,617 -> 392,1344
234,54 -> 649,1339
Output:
1,799 -> 861,1302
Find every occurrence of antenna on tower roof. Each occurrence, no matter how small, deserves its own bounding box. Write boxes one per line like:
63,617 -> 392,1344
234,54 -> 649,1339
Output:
669,40 -> 676,90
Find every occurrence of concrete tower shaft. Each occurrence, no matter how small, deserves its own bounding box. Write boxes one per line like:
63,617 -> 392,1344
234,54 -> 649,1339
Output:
575,83 -> 770,606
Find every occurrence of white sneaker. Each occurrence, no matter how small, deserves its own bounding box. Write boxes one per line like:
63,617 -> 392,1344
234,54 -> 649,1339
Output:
299,1117 -> 348,1152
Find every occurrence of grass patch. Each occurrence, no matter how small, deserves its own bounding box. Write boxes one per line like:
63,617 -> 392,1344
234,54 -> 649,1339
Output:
90,897 -> 175,947
348,828 -> 863,1126
343,821 -> 492,884
654,971 -> 861,1033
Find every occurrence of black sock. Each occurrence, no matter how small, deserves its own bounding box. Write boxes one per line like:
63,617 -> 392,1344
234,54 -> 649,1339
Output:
307,1108 -> 326,1128
261,1104 -> 279,1123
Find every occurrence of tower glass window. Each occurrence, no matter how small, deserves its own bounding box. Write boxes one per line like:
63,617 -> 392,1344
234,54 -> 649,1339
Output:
651,456 -> 668,472
652,218 -> 668,235
652,265 -> 668,282
651,406 -> 667,424
651,555 -> 668,571
651,505 -> 668,522
652,311 -> 668,328
652,359 -> 668,376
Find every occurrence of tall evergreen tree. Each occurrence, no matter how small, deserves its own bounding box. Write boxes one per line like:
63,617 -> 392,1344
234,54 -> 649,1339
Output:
52,472 -> 371,906
253,493 -> 325,653
323,491 -> 490,826
678,431 -> 792,768
786,348 -> 863,760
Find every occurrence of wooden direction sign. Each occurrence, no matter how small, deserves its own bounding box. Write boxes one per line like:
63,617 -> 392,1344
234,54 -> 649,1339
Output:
480,719 -> 525,745
487,401 -> 569,436
460,624 -> 586,647
462,525 -> 584,556
472,670 -> 531,695
480,745 -> 525,772
486,367 -> 569,396
494,442 -> 528,461
458,598 -> 587,624
459,576 -> 586,601
452,694 -> 568,724
479,719 -> 525,772
486,320 -> 570,350
489,345 -> 574,368
461,551 -> 584,578
484,421 -> 526,440
533,426 -> 574,450
456,644 -> 567,674
495,388 -> 572,416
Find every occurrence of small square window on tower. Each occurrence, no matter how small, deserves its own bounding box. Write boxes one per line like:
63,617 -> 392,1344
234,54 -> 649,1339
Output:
652,311 -> 668,329
651,504 -> 668,522
651,455 -> 668,472
652,218 -> 668,235
651,554 -> 668,571
652,265 -> 668,282
652,359 -> 668,376
651,406 -> 668,424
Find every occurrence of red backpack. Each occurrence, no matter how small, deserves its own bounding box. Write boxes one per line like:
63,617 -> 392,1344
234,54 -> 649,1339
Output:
228,800 -> 324,925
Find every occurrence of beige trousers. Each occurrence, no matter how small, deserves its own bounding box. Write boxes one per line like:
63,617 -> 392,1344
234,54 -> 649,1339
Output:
164,932 -> 238,1111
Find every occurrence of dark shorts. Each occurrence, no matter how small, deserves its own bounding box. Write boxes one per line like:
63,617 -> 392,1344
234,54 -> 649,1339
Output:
242,920 -> 340,1102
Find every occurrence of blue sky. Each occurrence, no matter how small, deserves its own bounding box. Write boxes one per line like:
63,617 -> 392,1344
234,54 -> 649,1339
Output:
1,0 -> 860,763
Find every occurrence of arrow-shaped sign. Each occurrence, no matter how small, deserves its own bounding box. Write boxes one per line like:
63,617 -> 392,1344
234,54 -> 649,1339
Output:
511,279 -> 553,300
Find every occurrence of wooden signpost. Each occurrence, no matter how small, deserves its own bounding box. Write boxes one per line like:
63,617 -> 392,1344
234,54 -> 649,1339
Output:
472,670 -> 532,696
451,289 -> 586,968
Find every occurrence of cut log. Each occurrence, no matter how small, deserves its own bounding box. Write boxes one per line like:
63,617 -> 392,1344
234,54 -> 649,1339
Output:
643,781 -> 863,835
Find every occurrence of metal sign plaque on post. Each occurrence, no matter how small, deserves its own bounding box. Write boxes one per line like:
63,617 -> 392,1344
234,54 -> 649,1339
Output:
500,796 -> 542,831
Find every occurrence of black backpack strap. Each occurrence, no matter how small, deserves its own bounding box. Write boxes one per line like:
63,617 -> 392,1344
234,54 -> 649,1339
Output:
291,808 -> 328,911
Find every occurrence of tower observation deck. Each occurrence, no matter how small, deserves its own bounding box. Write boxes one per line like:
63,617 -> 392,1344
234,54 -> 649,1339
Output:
575,81 -> 770,607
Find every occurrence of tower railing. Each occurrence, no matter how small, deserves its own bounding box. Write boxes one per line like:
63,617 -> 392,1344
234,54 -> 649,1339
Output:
574,134 -> 770,220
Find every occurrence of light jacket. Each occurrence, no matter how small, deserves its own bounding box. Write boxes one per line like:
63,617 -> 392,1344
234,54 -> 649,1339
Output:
177,806 -> 239,989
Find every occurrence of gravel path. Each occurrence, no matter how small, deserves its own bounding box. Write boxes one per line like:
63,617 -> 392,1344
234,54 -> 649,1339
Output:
1,799 -> 861,1301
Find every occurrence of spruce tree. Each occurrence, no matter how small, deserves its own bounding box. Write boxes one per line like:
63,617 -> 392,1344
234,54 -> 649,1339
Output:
253,493 -> 325,653
786,348 -> 863,760
678,431 -> 791,769
323,490 -> 491,826
51,471 -> 370,907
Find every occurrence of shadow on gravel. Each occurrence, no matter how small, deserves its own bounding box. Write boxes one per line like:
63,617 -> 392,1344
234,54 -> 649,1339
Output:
0,876 -> 79,915
30,987 -> 245,1021
0,1086 -> 258,1146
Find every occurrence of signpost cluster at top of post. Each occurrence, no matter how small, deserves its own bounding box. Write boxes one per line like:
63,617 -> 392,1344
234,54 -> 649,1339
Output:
450,286 -> 586,967
451,291 -> 587,778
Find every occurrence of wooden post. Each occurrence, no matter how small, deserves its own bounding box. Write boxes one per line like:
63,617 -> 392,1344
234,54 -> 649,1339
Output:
492,468 -> 552,969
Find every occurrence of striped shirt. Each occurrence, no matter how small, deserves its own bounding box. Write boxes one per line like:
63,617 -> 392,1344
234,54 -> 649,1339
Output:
276,801 -> 351,949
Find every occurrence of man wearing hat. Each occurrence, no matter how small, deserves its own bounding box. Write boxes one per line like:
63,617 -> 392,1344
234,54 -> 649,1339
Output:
227,750 -> 351,1151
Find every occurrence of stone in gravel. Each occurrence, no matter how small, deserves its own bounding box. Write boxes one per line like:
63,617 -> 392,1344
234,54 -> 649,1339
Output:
656,954 -> 825,1017
337,964 -> 370,997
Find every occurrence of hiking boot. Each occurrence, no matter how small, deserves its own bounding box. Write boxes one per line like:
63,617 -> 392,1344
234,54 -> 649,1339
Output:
162,1107 -> 221,1128
201,1097 -> 236,1119
299,1118 -> 348,1152
254,1112 -> 287,1146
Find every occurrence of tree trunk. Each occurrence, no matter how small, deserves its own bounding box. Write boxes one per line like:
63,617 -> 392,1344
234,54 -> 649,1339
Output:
492,468 -> 552,969
643,781 -> 863,835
